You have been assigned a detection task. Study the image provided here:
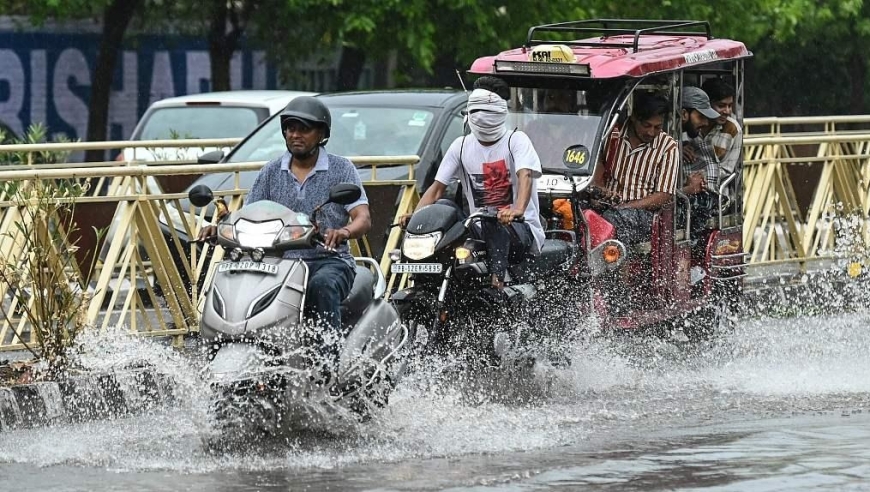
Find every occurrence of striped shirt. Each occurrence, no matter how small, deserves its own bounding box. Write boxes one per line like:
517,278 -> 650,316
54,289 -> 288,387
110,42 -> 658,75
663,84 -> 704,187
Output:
603,126 -> 680,202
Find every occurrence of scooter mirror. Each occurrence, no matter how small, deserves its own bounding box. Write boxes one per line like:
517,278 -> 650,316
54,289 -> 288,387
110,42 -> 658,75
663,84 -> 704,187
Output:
188,185 -> 214,207
328,183 -> 362,206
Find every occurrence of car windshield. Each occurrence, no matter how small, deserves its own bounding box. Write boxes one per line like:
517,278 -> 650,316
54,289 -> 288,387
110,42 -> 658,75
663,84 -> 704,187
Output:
226,106 -> 435,163
507,84 -> 621,174
138,106 -> 262,140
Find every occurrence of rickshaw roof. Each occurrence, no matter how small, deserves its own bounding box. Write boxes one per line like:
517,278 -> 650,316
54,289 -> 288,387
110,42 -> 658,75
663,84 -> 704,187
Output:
469,20 -> 752,79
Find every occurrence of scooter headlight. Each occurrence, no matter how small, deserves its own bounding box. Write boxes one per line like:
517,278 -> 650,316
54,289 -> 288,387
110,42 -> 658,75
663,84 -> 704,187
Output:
235,219 -> 283,248
402,232 -> 441,260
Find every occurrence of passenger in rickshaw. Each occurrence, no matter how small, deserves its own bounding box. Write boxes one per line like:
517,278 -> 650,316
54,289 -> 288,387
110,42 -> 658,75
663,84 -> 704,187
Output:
701,78 -> 743,204
679,86 -> 720,234
592,92 -> 680,245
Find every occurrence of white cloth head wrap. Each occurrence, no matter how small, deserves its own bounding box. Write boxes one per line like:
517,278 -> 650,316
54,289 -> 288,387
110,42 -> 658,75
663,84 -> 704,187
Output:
466,88 -> 508,142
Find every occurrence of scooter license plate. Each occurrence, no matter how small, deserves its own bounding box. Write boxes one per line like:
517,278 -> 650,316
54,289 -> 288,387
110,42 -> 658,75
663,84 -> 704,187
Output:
218,261 -> 279,275
391,263 -> 442,274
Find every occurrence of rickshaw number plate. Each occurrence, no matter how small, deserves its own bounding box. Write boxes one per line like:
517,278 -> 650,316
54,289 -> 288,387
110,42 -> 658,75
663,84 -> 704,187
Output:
218,261 -> 279,275
538,174 -> 591,193
391,263 -> 442,274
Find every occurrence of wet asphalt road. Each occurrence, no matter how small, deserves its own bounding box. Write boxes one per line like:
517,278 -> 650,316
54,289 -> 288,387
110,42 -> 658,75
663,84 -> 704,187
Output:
1,311 -> 869,491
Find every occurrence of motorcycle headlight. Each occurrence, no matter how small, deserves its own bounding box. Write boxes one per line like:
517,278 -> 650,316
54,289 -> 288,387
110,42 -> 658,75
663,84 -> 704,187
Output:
402,232 -> 442,260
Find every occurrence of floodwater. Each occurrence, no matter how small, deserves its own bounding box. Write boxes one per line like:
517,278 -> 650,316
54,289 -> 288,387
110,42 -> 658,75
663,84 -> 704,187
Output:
1,309 -> 869,491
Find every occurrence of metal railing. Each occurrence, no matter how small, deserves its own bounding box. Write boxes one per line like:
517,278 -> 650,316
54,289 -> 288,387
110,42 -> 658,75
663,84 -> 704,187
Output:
0,151 -> 418,351
0,115 -> 868,350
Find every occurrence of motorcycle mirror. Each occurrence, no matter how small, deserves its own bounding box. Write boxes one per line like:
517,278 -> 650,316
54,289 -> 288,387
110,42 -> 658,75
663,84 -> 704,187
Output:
188,185 -> 214,207
327,183 -> 362,206
197,150 -> 225,164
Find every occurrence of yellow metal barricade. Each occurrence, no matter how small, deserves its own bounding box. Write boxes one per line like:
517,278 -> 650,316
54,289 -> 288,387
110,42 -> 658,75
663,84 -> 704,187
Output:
0,147 -> 419,351
1,122 -> 870,350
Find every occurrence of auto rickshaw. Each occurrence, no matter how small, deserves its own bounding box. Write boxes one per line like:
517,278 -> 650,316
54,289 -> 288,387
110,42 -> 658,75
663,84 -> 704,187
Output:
463,19 -> 751,337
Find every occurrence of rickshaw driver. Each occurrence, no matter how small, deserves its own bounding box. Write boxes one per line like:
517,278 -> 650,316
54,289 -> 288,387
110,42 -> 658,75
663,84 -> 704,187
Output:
591,92 -> 681,245
524,88 -> 583,167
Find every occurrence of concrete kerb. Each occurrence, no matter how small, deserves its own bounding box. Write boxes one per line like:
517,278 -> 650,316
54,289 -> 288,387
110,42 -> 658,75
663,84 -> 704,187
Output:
0,367 -> 176,432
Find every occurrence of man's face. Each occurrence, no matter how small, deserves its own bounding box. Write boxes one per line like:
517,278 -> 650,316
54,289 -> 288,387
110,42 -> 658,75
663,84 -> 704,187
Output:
711,96 -> 734,125
283,119 -> 322,157
630,114 -> 664,144
681,108 -> 710,138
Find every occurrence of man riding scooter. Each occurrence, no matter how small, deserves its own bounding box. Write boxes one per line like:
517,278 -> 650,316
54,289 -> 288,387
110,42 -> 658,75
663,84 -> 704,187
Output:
198,96 -> 372,380
400,87 -> 546,292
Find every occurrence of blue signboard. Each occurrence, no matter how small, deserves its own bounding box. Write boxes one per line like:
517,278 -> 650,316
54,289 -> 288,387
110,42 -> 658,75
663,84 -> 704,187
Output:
0,31 -> 278,142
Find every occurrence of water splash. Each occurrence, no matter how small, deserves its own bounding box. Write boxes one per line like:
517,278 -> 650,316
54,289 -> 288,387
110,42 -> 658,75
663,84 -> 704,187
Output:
0,302 -> 868,476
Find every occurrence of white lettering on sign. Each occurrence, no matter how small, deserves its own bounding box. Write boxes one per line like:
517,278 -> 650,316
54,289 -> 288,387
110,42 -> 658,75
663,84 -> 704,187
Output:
0,35 -> 276,145
109,51 -> 138,141
683,50 -> 719,65
253,51 -> 267,89
231,52 -> 243,90
149,51 -> 176,106
186,51 -> 211,94
30,50 -> 47,128
53,48 -> 90,140
0,49 -> 25,136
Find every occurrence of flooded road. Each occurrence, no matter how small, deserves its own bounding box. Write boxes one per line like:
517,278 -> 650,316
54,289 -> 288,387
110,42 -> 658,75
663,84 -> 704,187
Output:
1,311 -> 869,491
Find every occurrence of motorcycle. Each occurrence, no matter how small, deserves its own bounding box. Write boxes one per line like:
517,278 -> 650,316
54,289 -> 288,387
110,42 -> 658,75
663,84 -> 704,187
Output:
389,201 -> 578,366
188,183 -> 410,446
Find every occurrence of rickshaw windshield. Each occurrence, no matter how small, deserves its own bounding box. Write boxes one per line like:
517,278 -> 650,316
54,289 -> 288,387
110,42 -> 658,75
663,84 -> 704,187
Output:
506,83 -> 622,175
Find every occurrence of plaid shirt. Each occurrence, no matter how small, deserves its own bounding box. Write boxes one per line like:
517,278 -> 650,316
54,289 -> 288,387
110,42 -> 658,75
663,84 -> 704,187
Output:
683,132 -> 719,189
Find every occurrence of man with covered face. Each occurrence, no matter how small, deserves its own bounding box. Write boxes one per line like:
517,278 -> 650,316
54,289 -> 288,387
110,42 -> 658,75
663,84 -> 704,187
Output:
401,87 -> 545,290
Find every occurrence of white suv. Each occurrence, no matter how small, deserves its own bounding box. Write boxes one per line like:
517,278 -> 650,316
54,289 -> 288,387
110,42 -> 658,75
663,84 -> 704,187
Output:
121,90 -> 315,163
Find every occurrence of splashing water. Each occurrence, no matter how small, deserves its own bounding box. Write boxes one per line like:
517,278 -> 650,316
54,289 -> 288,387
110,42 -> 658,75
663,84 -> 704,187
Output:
0,304 -> 868,480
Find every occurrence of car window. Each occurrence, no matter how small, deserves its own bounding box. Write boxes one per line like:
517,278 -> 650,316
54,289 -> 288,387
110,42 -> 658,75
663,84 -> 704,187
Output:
439,111 -> 465,156
138,106 -> 263,140
329,107 -> 434,157
227,106 -> 437,163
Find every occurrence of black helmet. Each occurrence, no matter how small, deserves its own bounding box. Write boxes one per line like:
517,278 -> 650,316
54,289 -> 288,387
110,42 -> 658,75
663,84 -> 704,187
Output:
279,96 -> 331,143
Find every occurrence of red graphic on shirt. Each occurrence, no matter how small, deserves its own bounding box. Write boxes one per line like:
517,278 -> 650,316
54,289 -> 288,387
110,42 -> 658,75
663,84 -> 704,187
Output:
470,159 -> 513,208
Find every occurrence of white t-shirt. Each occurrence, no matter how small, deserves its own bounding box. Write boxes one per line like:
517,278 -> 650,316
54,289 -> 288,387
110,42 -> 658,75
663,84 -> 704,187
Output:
434,131 -> 545,254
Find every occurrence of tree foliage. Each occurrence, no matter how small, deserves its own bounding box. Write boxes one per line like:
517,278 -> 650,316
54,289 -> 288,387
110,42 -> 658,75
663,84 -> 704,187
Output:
7,0 -> 870,120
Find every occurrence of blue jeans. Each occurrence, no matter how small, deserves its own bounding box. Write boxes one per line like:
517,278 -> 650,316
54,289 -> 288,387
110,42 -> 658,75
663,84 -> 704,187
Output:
476,220 -> 533,281
305,257 -> 355,334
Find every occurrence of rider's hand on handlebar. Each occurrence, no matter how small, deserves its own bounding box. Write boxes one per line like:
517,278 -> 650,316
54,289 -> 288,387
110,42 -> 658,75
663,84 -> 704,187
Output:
196,225 -> 217,243
323,227 -> 351,251
397,213 -> 413,229
497,207 -> 525,225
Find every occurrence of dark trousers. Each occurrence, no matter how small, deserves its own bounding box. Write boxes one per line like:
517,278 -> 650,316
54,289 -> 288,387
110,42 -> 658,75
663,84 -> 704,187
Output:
476,220 -> 533,281
601,208 -> 654,245
305,257 -> 355,334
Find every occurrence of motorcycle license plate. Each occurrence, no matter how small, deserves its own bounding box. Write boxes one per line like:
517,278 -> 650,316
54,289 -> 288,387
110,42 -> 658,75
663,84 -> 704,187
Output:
391,263 -> 442,274
218,261 -> 279,275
